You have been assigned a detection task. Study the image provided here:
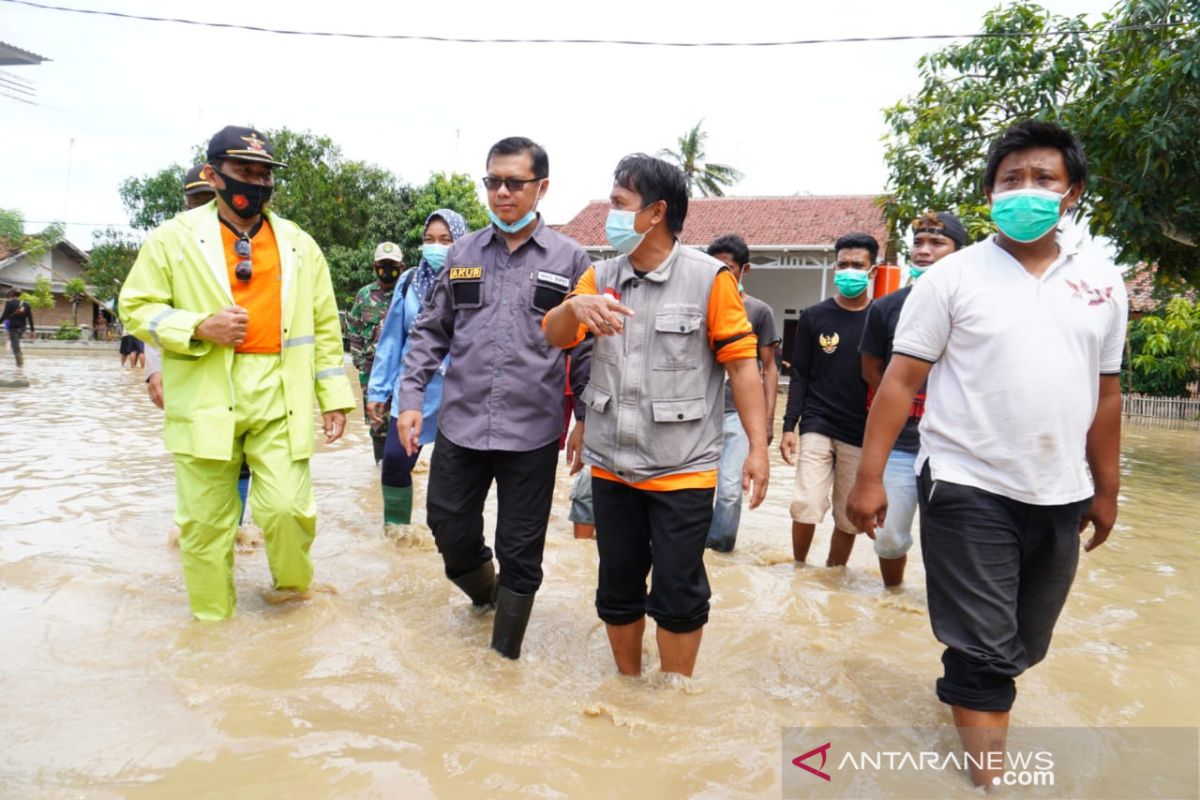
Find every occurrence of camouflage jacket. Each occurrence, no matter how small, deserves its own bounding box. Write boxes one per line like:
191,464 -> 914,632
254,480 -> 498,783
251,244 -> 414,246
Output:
346,280 -> 395,382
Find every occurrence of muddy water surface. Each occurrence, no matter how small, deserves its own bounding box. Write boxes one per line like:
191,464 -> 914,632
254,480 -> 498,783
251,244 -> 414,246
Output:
1,353 -> 1197,798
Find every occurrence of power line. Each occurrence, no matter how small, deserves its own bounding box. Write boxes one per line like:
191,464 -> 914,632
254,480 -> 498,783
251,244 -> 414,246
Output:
1,0 -> 1194,48
21,219 -> 137,228
0,89 -> 40,106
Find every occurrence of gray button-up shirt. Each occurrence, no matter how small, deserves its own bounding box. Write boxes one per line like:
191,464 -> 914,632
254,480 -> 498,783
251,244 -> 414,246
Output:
399,218 -> 592,452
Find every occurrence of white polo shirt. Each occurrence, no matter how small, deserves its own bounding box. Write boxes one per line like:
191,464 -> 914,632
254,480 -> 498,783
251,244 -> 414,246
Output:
893,235 -> 1128,505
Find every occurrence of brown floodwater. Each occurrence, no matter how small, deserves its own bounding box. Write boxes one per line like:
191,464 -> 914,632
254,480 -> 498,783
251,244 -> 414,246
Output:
1,352 -> 1197,798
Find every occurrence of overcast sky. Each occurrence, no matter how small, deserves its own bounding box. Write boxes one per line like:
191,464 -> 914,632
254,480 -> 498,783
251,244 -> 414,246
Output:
1,0 -> 1114,248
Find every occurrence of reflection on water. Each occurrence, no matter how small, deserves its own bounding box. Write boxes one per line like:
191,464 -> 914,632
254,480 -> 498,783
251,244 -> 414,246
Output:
1,353 -> 1197,798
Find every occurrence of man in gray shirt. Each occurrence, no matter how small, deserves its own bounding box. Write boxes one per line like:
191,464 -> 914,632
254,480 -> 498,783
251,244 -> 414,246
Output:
397,136 -> 591,660
704,234 -> 779,552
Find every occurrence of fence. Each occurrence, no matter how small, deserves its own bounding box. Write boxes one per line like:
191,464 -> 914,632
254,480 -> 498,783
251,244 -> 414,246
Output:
1122,394 -> 1200,428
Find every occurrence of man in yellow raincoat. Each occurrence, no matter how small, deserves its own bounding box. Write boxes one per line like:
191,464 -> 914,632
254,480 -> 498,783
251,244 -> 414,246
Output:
119,126 -> 356,620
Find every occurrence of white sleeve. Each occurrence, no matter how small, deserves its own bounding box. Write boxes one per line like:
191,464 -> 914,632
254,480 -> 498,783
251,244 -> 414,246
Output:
145,345 -> 162,376
1100,269 -> 1129,375
892,263 -> 955,363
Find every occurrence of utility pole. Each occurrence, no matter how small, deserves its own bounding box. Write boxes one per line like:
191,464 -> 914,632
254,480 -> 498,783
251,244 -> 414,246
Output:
63,136 -> 75,219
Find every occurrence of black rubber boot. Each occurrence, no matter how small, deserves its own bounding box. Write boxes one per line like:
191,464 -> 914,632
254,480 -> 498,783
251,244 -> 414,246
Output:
490,586 -> 536,660
450,561 -> 497,608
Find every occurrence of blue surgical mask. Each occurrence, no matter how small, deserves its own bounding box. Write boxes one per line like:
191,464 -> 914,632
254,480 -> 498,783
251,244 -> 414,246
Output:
990,188 -> 1065,243
909,265 -> 928,281
834,268 -> 870,298
605,208 -> 652,255
421,243 -> 449,271
488,207 -> 537,234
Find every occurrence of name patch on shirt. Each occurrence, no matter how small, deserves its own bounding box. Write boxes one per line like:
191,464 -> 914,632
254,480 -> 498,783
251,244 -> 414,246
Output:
450,267 -> 483,281
536,271 -> 570,289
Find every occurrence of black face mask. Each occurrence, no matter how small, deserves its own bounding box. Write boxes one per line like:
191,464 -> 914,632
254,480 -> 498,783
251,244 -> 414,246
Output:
215,168 -> 273,219
375,265 -> 402,285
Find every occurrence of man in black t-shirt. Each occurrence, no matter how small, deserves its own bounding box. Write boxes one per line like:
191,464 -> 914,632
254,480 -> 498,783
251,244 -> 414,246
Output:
1,289 -> 35,368
857,212 -> 964,587
781,233 -> 877,566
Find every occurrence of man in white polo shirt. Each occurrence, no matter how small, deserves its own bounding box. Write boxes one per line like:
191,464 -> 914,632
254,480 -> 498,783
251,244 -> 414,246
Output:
847,120 -> 1127,789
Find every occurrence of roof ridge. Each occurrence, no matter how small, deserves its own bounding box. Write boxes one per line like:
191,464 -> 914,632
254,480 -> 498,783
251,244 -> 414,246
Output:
574,194 -> 882,206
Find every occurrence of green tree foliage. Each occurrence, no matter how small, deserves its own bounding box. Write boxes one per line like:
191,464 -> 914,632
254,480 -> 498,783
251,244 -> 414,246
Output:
119,165 -> 188,231
881,0 -> 1200,283
0,208 -> 64,260
23,275 -> 55,310
116,129 -> 492,303
881,3 -> 1091,252
266,130 -> 408,269
1128,296 -> 1200,395
86,227 -> 140,302
53,322 -> 82,340
659,120 -> 744,197
398,173 -> 490,263
0,207 -> 23,242
1074,0 -> 1200,278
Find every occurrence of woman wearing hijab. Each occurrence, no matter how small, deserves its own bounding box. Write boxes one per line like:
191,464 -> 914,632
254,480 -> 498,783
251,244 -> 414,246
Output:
366,208 -> 469,534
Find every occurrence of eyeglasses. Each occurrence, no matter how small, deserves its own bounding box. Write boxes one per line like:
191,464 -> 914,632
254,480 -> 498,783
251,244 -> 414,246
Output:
234,236 -> 252,281
482,176 -> 543,193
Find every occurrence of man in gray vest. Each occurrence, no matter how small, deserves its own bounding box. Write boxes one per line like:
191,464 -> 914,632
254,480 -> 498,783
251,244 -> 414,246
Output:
543,154 -> 769,678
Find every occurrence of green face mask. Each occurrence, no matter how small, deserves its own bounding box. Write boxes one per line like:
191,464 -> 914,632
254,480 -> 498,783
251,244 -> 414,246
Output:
834,268 -> 870,298
990,188 -> 1065,243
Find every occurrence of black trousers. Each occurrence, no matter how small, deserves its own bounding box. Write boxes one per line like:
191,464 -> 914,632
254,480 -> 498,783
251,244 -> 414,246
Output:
7,327 -> 23,367
918,462 -> 1091,712
426,431 -> 558,595
592,478 -> 714,634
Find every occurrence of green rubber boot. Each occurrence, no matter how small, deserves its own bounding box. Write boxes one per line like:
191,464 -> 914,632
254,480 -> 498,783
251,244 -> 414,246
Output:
382,485 -> 413,526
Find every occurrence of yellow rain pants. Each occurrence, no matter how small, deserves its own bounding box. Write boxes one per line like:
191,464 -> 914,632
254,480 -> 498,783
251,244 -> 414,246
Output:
173,353 -> 316,620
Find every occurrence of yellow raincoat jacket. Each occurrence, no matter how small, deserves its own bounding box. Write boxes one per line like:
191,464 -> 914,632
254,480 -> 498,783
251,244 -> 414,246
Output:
119,203 -> 356,458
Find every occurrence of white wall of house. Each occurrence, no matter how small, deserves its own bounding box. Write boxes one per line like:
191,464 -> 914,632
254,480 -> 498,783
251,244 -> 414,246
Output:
743,266 -> 830,325
49,248 -> 87,287
0,245 -> 88,291
0,254 -> 47,287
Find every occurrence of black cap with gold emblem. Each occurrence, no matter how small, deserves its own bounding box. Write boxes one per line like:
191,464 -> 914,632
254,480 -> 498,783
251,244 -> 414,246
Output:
205,125 -> 287,168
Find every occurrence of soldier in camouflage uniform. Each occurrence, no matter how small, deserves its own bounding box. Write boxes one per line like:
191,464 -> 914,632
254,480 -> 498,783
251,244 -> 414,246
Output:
346,242 -> 404,462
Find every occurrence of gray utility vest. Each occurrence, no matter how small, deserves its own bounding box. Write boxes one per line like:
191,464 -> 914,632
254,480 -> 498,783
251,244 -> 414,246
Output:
581,243 -> 728,485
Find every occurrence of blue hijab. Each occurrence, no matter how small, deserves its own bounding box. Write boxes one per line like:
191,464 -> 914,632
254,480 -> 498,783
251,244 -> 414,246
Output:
411,208 -> 468,305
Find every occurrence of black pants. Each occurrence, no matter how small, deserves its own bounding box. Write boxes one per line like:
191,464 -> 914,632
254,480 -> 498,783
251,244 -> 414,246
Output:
8,327 -> 24,367
592,478 -> 714,634
918,462 -> 1091,712
426,431 -> 558,595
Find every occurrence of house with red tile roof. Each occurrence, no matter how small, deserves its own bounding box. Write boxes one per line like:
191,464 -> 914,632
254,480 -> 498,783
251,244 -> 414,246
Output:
557,194 -> 889,358
1122,264 -> 1197,319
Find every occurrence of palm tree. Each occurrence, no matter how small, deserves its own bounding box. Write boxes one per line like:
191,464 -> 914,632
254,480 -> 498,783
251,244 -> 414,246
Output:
659,120 -> 744,197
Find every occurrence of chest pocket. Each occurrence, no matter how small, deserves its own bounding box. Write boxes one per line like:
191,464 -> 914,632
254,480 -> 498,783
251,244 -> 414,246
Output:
449,267 -> 484,310
531,270 -> 571,314
653,312 -> 703,370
